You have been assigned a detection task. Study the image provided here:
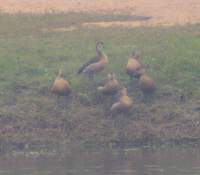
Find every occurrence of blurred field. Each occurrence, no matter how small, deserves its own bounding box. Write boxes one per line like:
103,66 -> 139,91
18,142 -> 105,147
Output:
0,11 -> 199,152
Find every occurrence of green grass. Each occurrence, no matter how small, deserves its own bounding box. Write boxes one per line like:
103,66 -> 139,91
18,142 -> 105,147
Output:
0,12 -> 199,151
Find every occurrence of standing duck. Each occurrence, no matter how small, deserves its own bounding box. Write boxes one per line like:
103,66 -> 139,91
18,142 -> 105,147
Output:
97,73 -> 121,95
111,87 -> 133,113
126,50 -> 142,78
77,41 -> 108,79
51,69 -> 71,96
137,69 -> 156,94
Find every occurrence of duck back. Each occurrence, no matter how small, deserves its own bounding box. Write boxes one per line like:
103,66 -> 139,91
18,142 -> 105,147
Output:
139,74 -> 156,93
51,78 -> 71,96
126,58 -> 141,77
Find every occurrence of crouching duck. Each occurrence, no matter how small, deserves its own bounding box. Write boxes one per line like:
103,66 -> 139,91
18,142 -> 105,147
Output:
51,69 -> 71,96
137,69 -> 156,94
77,41 -> 108,79
97,73 -> 121,95
126,50 -> 141,78
111,87 -> 133,113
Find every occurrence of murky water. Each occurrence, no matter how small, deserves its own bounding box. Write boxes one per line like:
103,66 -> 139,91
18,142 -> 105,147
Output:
0,146 -> 200,175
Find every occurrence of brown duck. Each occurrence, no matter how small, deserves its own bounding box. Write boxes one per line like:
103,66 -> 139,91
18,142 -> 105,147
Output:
97,73 -> 121,94
77,41 -> 108,79
137,70 -> 156,94
51,69 -> 71,96
126,50 -> 141,78
111,87 -> 133,113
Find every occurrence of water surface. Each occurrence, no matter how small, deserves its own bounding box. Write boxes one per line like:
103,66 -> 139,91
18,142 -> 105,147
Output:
0,146 -> 200,175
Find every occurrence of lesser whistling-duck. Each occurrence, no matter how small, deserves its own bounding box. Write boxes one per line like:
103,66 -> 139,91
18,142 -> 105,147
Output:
77,41 -> 108,79
126,50 -> 142,78
111,87 -> 133,113
51,69 -> 71,96
97,73 -> 121,95
137,69 -> 156,94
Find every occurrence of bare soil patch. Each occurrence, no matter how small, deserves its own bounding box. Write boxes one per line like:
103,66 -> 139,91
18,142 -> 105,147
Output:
0,0 -> 200,26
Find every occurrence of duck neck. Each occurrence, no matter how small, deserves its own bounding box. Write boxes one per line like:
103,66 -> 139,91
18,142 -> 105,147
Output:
100,52 -> 108,64
97,48 -> 104,57
120,88 -> 127,97
58,70 -> 64,78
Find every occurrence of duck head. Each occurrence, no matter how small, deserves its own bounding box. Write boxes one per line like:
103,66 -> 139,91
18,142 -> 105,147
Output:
58,69 -> 65,78
107,73 -> 112,80
110,73 -> 116,80
96,41 -> 104,53
120,87 -> 128,96
131,50 -> 140,60
106,73 -> 115,81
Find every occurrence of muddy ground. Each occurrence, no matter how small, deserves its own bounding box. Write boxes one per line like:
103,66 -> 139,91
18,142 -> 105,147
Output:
0,0 -> 200,26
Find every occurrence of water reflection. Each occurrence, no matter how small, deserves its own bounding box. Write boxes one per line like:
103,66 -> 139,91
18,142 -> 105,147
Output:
0,146 -> 200,175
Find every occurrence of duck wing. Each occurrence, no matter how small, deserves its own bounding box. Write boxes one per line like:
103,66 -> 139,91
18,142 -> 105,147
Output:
77,56 -> 100,74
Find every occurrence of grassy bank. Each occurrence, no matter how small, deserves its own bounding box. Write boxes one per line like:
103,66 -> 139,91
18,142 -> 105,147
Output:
0,12 -> 199,152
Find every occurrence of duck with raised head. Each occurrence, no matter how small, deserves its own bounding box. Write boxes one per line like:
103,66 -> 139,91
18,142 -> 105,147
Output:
111,87 -> 133,113
97,73 -> 121,95
126,50 -> 142,78
51,69 -> 71,96
77,41 -> 108,79
137,69 -> 156,94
